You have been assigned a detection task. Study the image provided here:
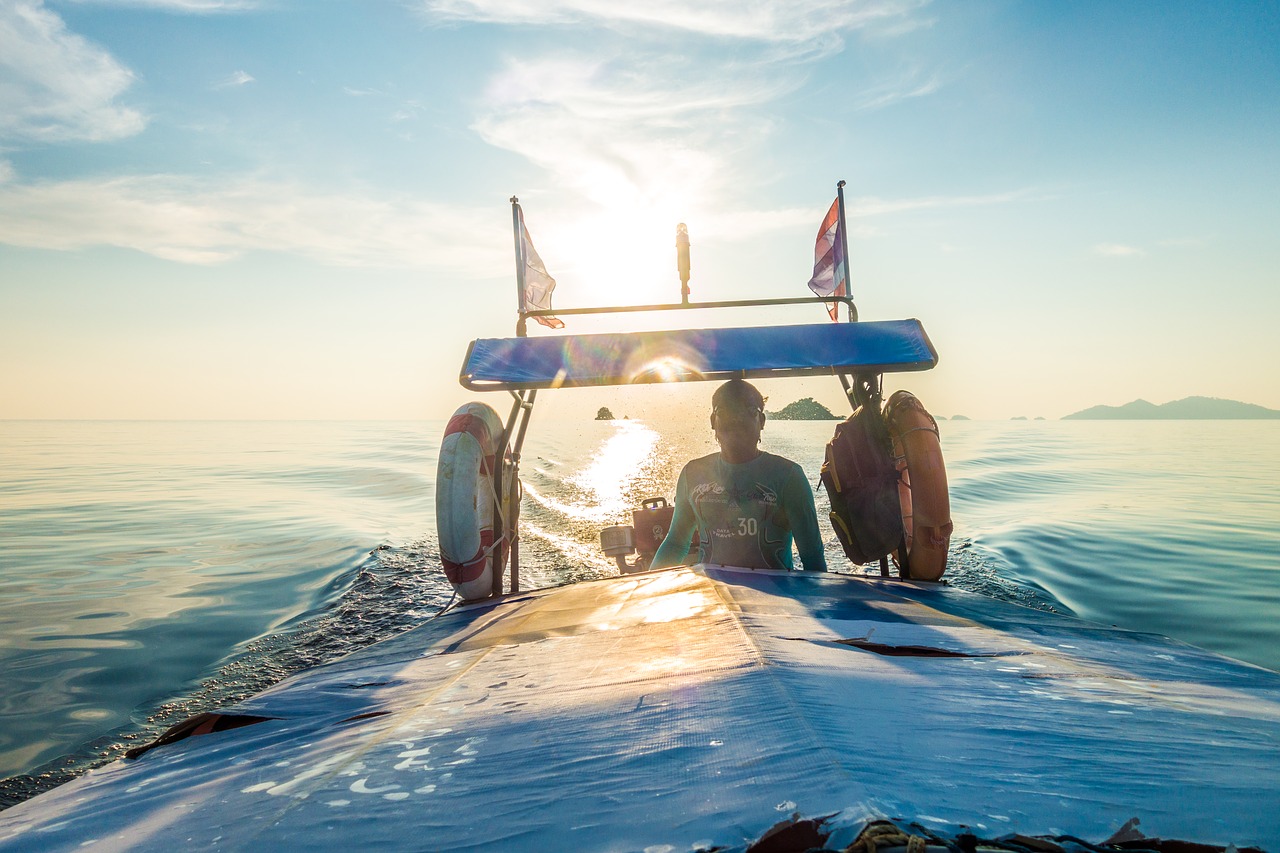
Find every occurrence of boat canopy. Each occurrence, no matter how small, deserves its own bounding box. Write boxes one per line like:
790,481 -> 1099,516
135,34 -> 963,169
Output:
459,319 -> 937,391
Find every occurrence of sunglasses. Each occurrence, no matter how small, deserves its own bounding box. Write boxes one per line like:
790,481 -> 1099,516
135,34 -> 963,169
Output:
713,406 -> 763,423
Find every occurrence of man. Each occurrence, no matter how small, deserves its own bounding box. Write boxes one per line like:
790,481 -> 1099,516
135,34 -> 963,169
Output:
651,379 -> 827,571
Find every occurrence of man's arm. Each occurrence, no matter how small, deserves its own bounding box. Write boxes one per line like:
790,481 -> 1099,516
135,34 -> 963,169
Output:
651,471 -> 697,569
787,465 -> 828,571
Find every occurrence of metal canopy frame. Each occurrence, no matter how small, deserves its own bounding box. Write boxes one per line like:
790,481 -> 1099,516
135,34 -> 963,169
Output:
517,295 -> 857,337
473,301 -> 937,595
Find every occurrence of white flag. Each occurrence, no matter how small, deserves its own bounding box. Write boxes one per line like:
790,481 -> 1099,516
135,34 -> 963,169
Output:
516,206 -> 564,329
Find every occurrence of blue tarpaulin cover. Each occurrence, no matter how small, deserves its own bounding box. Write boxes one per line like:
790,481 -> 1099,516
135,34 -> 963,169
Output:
5,566 -> 1279,851
459,319 -> 937,390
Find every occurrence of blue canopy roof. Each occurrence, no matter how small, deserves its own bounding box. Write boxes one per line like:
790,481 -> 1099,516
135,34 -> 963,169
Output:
459,319 -> 937,390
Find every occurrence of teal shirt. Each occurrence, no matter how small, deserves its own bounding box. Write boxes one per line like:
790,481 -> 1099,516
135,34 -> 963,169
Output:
652,451 -> 827,571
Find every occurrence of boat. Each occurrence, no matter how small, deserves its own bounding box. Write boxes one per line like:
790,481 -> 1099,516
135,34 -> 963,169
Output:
2,199 -> 1278,852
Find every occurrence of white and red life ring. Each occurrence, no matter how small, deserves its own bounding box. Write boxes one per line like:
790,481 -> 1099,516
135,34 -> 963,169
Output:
884,390 -> 953,581
436,402 -> 516,600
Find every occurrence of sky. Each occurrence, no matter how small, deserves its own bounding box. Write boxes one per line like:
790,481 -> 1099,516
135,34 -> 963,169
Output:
1,0 -> 1277,421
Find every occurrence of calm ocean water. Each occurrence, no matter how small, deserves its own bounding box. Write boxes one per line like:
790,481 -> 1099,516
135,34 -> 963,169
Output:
1,417 -> 1278,806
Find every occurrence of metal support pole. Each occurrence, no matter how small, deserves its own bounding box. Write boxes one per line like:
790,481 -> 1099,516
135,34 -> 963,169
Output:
495,389 -> 535,597
836,180 -> 854,324
511,197 -> 529,338
506,389 -> 537,594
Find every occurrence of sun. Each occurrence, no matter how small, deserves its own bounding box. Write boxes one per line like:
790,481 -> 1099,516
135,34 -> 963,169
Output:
551,200 -> 697,309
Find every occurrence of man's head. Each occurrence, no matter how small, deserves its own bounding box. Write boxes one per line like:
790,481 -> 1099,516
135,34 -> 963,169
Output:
710,379 -> 766,461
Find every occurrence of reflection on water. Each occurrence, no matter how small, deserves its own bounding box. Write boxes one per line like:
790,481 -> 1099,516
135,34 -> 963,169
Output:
2,417 -> 1278,809
0,420 -> 442,792
941,420 -> 1280,670
567,421 -> 661,519
515,419 -> 709,591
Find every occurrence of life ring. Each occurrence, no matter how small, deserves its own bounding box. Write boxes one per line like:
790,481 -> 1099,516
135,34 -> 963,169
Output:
436,402 -> 516,600
883,390 -> 953,581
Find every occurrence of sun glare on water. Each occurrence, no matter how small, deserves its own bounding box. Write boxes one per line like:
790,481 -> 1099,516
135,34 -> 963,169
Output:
522,420 -> 663,524
567,420 -> 661,518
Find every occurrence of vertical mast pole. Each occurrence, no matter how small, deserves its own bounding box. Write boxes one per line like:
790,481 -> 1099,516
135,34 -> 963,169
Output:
676,223 -> 691,305
510,196 -> 528,337
503,198 -> 532,597
835,180 -> 853,323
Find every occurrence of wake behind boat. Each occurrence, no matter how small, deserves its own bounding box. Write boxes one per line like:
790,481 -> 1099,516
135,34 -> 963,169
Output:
2,191 -> 1276,852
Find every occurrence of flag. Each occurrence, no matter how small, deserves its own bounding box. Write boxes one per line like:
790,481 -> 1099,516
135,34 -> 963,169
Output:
516,205 -> 564,329
806,197 -> 847,321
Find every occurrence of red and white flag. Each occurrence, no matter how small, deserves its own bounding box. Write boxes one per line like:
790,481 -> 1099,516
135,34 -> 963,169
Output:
806,197 -> 848,322
516,206 -> 564,329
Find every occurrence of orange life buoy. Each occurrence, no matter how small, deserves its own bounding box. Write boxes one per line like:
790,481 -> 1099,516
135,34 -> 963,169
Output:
883,390 -> 953,581
436,402 -> 516,600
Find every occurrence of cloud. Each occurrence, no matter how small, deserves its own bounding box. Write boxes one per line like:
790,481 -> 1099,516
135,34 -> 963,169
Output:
853,71 -> 941,111
712,189 -> 1034,240
0,0 -> 145,143
421,0 -> 928,43
0,167 -> 1038,276
853,189 -> 1038,216
473,55 -> 793,211
1094,243 -> 1146,258
0,0 -> 958,272
0,174 -> 509,271
459,1 -> 939,225
62,0 -> 259,10
391,102 -> 423,122
214,69 -> 254,88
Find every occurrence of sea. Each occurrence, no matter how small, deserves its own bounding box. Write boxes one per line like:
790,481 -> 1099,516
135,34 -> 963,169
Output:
1,417 -> 1278,808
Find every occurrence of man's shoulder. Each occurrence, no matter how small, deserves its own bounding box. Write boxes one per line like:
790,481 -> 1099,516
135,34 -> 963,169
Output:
682,452 -> 721,476
758,451 -> 805,475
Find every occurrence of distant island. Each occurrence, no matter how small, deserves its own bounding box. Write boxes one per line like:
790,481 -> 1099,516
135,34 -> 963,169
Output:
768,397 -> 841,420
1063,396 -> 1280,420
595,407 -> 614,420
